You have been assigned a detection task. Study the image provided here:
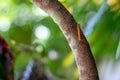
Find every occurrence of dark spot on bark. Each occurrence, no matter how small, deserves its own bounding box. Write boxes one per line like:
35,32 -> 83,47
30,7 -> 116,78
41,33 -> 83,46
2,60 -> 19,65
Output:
41,0 -> 50,6
68,37 -> 71,43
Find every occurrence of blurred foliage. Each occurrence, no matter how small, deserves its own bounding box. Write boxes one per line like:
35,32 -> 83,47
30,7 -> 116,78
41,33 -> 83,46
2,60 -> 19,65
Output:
0,0 -> 120,80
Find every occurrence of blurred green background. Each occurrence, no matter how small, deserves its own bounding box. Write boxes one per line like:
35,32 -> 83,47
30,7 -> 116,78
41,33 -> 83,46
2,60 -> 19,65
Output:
0,0 -> 120,80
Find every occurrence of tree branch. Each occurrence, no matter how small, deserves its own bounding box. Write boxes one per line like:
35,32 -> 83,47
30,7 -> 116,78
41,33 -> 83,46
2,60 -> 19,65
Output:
31,0 -> 99,80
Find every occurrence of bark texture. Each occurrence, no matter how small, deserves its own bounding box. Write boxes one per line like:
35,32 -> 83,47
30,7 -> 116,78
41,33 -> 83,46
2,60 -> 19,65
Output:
31,0 -> 99,80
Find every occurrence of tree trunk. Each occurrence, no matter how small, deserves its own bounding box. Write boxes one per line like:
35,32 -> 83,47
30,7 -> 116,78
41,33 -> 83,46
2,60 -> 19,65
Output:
0,35 -> 14,80
31,0 -> 99,80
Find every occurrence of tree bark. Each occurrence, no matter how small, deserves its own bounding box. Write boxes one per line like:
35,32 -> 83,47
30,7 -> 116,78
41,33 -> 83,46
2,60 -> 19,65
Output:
0,35 -> 14,80
31,0 -> 99,80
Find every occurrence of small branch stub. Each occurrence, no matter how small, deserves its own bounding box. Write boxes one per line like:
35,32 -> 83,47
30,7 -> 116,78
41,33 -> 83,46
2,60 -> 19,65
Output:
77,24 -> 83,41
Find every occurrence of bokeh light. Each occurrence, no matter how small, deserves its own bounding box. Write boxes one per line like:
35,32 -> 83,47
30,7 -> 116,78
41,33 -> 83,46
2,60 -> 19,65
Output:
32,7 -> 48,17
0,18 -> 11,32
48,50 -> 58,60
34,25 -> 50,40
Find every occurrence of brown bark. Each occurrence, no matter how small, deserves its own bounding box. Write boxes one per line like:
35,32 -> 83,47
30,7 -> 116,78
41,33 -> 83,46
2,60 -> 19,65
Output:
0,35 -> 14,80
31,0 -> 99,80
